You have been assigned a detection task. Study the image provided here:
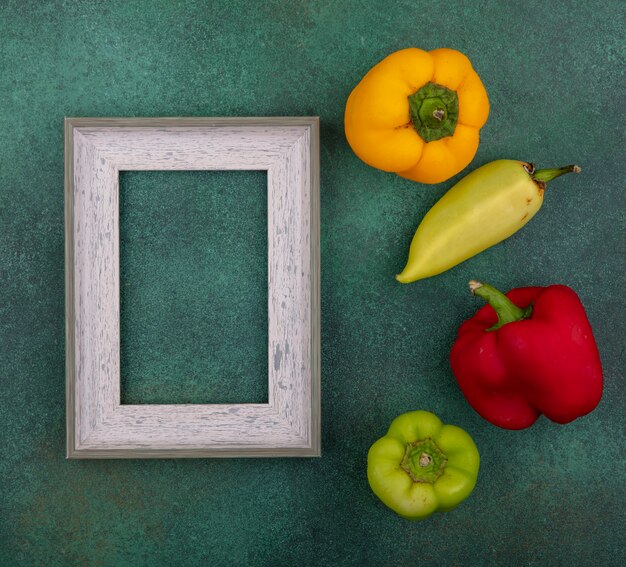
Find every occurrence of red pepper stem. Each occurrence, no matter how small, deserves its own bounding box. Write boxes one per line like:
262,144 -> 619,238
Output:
469,280 -> 533,331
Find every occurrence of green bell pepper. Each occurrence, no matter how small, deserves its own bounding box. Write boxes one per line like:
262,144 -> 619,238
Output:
367,411 -> 480,520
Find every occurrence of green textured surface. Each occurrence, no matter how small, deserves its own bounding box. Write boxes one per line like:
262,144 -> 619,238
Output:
119,170 -> 268,405
1,0 -> 625,565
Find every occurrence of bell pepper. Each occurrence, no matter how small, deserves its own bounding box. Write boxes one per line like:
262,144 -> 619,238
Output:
450,281 -> 603,430
367,411 -> 480,520
344,47 -> 489,184
396,160 -> 581,283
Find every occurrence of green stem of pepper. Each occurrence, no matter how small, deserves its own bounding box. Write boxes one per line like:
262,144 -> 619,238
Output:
408,82 -> 459,142
400,438 -> 447,483
528,164 -> 581,184
469,280 -> 533,331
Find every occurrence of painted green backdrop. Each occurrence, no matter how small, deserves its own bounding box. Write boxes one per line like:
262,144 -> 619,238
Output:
1,1 -> 624,565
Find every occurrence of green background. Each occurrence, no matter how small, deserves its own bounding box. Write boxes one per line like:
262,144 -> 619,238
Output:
119,170 -> 269,405
1,1 -> 624,565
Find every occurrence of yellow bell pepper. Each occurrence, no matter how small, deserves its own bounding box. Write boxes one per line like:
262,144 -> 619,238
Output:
344,48 -> 489,184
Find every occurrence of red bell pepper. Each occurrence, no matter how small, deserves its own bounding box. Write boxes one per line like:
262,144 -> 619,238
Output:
450,281 -> 603,430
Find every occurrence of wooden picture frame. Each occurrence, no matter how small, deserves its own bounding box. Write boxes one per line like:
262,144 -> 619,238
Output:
65,117 -> 320,458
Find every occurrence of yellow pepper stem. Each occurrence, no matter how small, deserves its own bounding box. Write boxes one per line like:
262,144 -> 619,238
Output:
408,82 -> 458,142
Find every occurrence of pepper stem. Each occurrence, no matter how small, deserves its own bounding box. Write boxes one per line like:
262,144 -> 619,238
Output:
408,82 -> 458,142
400,438 -> 447,483
432,108 -> 445,121
532,164 -> 581,184
469,280 -> 532,331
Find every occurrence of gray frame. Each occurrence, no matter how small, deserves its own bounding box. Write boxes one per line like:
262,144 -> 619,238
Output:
65,117 -> 320,458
